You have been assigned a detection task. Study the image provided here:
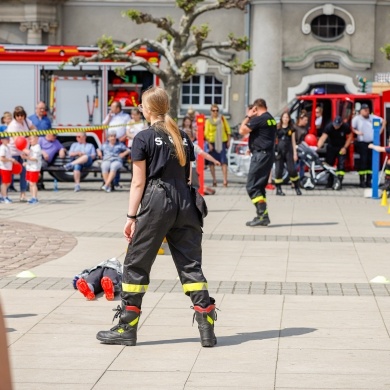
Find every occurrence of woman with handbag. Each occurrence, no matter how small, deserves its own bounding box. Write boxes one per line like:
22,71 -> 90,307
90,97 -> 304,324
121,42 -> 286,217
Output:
96,86 -> 217,348
6,106 -> 36,201
205,104 -> 231,187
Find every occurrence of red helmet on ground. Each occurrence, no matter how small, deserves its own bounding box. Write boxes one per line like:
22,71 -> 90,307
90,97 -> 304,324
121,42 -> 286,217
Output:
304,133 -> 317,147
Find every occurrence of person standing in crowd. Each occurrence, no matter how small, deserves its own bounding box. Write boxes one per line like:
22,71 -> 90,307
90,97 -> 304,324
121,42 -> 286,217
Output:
0,112 -> 12,132
28,101 -> 51,130
315,106 -> 323,135
6,106 -> 37,201
205,104 -> 231,187
294,113 -> 309,180
239,98 -> 277,227
103,101 -> 130,188
352,103 -> 385,188
38,134 -> 66,190
103,101 -> 130,144
126,108 -> 147,148
317,116 -> 353,190
22,135 -> 42,204
97,131 -> 130,192
96,87 -> 217,348
183,125 -> 220,195
63,132 -> 96,192
275,112 -> 301,196
0,136 -> 15,203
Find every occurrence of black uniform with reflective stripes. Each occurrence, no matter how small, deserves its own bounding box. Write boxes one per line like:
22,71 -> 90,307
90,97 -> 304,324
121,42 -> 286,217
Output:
322,122 -> 351,176
246,112 -> 277,204
275,126 -> 299,184
123,125 -> 210,309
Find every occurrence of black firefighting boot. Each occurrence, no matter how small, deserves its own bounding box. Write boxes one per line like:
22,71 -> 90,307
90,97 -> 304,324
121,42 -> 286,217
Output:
96,304 -> 141,346
337,175 -> 344,190
276,184 -> 285,196
359,175 -> 366,188
246,202 -> 270,227
193,297 -> 217,347
365,173 -> 372,188
293,180 -> 302,195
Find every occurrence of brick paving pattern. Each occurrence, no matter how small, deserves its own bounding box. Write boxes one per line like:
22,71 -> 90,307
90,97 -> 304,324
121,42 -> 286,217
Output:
0,219 -> 77,277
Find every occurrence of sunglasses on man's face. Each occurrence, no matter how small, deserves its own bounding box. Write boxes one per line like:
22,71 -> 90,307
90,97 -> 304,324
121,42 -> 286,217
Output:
211,109 -> 219,112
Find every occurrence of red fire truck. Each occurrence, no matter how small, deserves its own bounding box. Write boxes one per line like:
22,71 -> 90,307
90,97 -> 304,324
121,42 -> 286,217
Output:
286,90 -> 390,170
0,44 -> 160,181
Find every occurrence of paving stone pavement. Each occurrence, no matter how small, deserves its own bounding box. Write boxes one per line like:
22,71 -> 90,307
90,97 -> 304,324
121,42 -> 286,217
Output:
1,175 -> 390,390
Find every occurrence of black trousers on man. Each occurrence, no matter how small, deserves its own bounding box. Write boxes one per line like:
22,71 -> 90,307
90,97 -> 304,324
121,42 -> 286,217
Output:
326,145 -> 347,186
121,178 -> 211,309
246,150 -> 274,205
355,141 -> 372,186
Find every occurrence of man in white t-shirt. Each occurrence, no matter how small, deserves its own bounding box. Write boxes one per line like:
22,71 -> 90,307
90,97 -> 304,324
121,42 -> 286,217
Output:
352,103 -> 386,188
103,101 -> 130,143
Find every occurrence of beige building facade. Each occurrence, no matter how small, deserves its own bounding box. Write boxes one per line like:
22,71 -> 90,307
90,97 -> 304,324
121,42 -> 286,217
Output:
0,0 -> 389,123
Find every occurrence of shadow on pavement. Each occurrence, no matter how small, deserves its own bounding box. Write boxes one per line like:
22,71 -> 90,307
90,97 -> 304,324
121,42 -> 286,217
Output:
4,313 -> 37,319
136,327 -> 317,347
270,222 -> 338,227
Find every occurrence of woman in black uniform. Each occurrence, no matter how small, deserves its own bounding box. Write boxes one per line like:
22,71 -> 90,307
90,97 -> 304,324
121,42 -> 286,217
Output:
96,87 -> 216,347
274,112 -> 301,196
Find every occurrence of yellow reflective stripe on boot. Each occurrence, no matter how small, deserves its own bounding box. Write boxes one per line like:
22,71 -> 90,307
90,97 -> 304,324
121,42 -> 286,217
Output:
366,170 -> 372,174
207,315 -> 214,325
358,170 -> 367,175
385,169 -> 390,175
290,176 -> 299,182
122,283 -> 149,293
335,171 -> 345,176
129,317 -> 139,327
274,178 -> 284,184
251,195 -> 265,204
182,282 -> 208,293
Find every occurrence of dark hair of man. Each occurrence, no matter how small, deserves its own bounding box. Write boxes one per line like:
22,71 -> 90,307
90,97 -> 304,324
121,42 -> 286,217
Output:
113,101 -> 122,111
252,99 -> 267,109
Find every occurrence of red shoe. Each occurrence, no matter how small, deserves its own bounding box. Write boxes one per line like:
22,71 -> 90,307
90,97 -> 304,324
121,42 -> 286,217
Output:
266,183 -> 275,190
76,278 -> 95,300
101,277 -> 114,301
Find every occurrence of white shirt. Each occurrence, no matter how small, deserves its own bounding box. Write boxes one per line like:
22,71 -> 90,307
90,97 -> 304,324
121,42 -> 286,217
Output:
26,144 -> 42,172
0,143 -> 12,170
6,118 -> 34,156
127,120 -> 147,147
103,111 -> 131,140
352,114 -> 382,143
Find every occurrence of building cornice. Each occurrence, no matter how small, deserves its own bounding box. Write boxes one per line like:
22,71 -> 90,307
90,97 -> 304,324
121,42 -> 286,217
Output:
283,46 -> 372,71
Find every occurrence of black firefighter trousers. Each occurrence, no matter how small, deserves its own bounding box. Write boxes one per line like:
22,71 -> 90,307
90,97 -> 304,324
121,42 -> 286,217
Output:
246,150 -> 274,206
122,178 -> 210,309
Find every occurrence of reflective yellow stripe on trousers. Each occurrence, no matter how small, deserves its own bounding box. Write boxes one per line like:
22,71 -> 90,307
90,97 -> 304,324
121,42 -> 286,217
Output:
251,195 -> 266,204
122,283 -> 149,293
182,282 -> 208,293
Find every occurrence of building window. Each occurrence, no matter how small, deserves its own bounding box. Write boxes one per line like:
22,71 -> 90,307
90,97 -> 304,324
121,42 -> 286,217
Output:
181,74 -> 223,109
311,14 -> 346,41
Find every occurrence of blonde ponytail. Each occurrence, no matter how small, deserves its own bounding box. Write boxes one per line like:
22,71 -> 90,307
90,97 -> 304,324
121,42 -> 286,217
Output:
142,87 -> 186,167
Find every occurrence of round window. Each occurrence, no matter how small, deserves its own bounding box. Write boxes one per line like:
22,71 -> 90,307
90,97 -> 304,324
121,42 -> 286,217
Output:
311,14 -> 346,41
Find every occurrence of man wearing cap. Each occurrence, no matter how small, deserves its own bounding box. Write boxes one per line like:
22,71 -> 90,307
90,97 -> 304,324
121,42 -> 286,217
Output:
352,104 -> 385,188
317,116 -> 353,189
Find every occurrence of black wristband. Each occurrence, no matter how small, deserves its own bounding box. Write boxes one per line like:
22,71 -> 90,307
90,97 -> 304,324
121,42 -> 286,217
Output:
245,115 -> 250,119
127,214 -> 137,219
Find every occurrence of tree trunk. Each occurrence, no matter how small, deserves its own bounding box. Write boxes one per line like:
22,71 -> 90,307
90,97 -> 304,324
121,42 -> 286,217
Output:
162,76 -> 182,120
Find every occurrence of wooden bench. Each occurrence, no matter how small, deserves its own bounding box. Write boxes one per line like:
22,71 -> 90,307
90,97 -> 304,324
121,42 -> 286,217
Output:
41,156 -> 132,182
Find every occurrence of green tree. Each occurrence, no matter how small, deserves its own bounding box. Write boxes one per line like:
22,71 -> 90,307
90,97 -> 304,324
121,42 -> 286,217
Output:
68,0 -> 253,116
